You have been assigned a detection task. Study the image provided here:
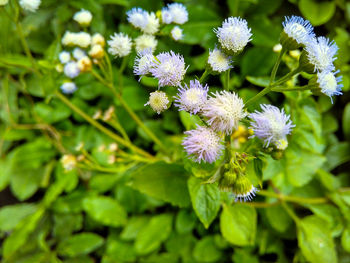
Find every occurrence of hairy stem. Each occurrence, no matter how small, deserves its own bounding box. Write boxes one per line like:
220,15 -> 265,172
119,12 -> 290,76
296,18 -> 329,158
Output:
199,68 -> 210,83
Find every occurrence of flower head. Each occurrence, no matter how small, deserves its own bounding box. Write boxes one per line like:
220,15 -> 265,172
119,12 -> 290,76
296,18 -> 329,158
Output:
127,8 -> 148,29
167,3 -> 188,24
77,56 -> 92,72
19,0 -> 41,12
133,48 -> 155,78
59,51 -> 71,64
89,44 -> 104,59
144,91 -> 169,114
202,91 -> 246,135
282,16 -> 315,46
60,82 -> 77,94
64,61 -> 80,78
73,48 -> 86,60
305,36 -> 338,72
61,154 -> 77,171
73,9 -> 92,26
75,32 -> 92,48
215,17 -> 252,54
150,51 -> 187,87
135,34 -> 158,53
171,26 -> 183,41
249,104 -> 294,149
174,79 -> 208,114
182,126 -> 224,163
92,33 -> 105,47
208,47 -> 233,73
142,12 -> 160,34
62,31 -> 75,46
232,175 -> 257,202
161,7 -> 173,24
317,70 -> 343,102
107,33 -> 132,58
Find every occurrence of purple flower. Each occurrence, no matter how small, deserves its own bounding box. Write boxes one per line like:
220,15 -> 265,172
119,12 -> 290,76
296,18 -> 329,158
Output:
174,79 -> 208,114
249,104 -> 295,150
133,48 -> 155,79
150,51 -> 187,87
182,126 -> 224,163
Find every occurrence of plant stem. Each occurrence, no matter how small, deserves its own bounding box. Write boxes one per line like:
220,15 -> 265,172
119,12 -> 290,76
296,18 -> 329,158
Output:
199,69 -> 210,83
257,189 -> 327,204
225,69 -> 230,90
281,201 -> 300,224
55,91 -> 155,160
271,85 -> 317,92
272,67 -> 301,87
270,48 -> 285,84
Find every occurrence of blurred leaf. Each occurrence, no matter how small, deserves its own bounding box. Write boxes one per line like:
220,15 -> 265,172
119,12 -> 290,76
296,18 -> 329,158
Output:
121,216 -> 150,241
179,110 -> 205,130
53,213 -> 83,239
57,233 -> 104,257
193,236 -> 223,263
130,161 -> 191,207
0,203 -> 37,232
265,205 -> 292,233
135,214 -> 173,255
343,103 -> 350,139
175,209 -> 197,234
122,85 -> 149,111
299,0 -> 336,26
246,76 -> 269,87
104,238 -> 137,263
341,227 -> 350,253
188,176 -> 221,229
325,142 -> 350,171
220,204 -> 257,246
241,47 -> 277,76
297,215 -> 337,263
34,100 -> 72,124
83,196 -> 127,227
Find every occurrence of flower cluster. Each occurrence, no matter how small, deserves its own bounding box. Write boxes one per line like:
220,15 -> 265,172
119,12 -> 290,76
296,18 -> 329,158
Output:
281,16 -> 343,101
58,10 -> 106,94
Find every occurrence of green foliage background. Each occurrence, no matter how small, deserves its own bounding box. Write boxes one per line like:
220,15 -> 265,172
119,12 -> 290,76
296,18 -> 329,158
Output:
1,0 -> 350,262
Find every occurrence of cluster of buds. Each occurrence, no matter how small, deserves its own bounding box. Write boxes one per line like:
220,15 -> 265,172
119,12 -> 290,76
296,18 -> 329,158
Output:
57,9 -> 106,94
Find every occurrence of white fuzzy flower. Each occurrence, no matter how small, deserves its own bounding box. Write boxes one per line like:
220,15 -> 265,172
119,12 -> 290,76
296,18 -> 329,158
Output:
182,126 -> 224,163
144,91 -> 169,114
135,34 -> 158,53
208,47 -> 233,73
92,33 -> 105,47
317,70 -> 343,102
61,154 -> 77,171
282,16 -> 314,46
127,8 -> 148,29
64,61 -> 80,78
174,79 -> 208,114
161,8 -> 173,24
215,17 -> 252,54
59,51 -> 71,64
202,91 -> 246,135
62,31 -> 76,46
142,12 -> 160,35
133,49 -> 155,79
73,9 -> 92,26
60,82 -> 77,94
171,26 -> 183,41
77,56 -> 92,72
19,0 -> 41,12
168,3 -> 188,24
73,48 -> 86,60
107,33 -> 132,58
74,32 -> 91,48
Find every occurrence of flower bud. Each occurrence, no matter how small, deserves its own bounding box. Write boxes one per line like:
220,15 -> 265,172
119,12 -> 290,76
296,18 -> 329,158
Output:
232,175 -> 257,202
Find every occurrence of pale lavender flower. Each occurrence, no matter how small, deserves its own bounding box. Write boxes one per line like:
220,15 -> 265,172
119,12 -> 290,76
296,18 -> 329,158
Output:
64,61 -> 80,78
282,16 -> 315,45
167,3 -> 188,24
317,70 -> 343,102
161,7 -> 173,24
133,48 -> 155,79
249,104 -> 295,150
305,36 -> 338,72
60,82 -> 77,94
174,79 -> 208,114
150,51 -> 187,87
202,91 -> 246,135
127,8 -> 148,29
214,17 -> 252,54
182,126 -> 224,163
208,47 -> 233,73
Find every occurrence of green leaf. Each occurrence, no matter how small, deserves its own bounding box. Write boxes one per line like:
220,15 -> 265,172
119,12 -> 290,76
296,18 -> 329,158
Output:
53,213 -> 83,239
130,161 -> 191,207
193,236 -> 223,263
297,215 -> 337,263
83,196 -> 127,227
98,0 -> 128,6
265,205 -> 292,233
175,210 -> 197,234
341,227 -> 350,253
0,203 -> 37,232
122,86 -> 149,111
121,216 -> 150,241
104,238 -> 137,263
57,233 -> 104,257
179,111 -> 204,130
246,76 -> 269,87
299,0 -> 336,26
325,142 -> 350,171
343,103 -> 350,140
34,100 -> 71,124
187,177 -> 221,229
135,214 -> 173,255
220,204 -> 257,246
241,47 -> 277,77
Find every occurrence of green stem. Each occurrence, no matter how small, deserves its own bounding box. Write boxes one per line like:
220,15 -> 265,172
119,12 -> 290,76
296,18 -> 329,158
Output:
199,68 -> 210,83
270,48 -> 286,84
281,201 -> 300,224
258,189 -> 327,204
225,69 -> 230,90
244,86 -> 272,108
55,91 -> 155,160
272,67 -> 301,87
109,118 -> 131,143
271,85 -> 317,92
